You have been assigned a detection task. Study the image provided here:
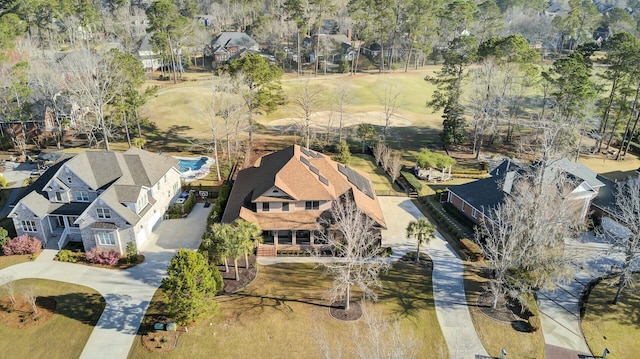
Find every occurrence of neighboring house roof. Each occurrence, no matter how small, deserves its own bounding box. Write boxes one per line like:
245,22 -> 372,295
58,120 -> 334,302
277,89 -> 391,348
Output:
222,145 -> 386,230
448,158 -> 603,215
211,32 -> 257,49
591,175 -> 620,215
10,148 -> 179,226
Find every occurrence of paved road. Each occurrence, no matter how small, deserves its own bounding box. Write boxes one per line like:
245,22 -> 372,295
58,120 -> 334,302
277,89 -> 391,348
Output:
539,232 -> 621,359
0,203 -> 209,359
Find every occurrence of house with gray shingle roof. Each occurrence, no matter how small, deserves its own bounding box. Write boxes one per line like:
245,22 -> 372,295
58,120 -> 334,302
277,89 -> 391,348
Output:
211,32 -> 259,64
8,147 -> 182,255
446,158 -> 607,225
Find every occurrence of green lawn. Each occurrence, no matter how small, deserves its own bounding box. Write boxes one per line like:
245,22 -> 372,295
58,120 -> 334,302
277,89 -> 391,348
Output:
0,279 -> 105,359
0,254 -> 33,270
581,275 -> 640,359
348,153 -> 405,195
128,262 -> 447,358
464,265 -> 546,359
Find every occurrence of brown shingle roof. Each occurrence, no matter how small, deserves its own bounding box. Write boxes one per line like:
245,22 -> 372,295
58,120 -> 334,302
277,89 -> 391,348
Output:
222,145 -> 386,229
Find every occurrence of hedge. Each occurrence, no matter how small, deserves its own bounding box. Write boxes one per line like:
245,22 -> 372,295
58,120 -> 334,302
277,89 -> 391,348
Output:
401,170 -> 423,192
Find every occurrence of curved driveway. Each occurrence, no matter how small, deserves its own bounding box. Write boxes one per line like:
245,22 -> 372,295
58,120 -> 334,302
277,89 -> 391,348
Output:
378,196 -> 488,359
0,203 -> 208,359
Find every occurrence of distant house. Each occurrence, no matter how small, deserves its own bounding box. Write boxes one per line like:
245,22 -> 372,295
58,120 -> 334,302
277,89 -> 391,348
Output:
138,34 -> 161,71
222,145 -> 386,255
446,158 -> 606,225
211,32 -> 259,64
9,148 -> 182,254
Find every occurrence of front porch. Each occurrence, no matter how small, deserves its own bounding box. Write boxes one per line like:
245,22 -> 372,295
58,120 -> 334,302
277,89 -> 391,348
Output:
257,230 -> 330,257
45,215 -> 82,250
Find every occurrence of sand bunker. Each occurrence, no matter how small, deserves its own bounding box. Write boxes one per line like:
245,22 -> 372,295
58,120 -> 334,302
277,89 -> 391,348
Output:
268,111 -> 412,132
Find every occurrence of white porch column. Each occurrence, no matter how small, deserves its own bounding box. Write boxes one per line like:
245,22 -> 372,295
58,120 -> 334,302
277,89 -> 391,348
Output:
310,231 -> 314,245
273,230 -> 279,246
291,230 -> 297,245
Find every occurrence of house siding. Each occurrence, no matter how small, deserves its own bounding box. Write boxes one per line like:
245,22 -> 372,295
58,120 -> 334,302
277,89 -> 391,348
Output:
11,207 -> 51,245
448,191 -> 482,225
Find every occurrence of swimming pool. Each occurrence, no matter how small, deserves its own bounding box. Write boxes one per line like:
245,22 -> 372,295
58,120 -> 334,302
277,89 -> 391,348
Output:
177,157 -> 209,173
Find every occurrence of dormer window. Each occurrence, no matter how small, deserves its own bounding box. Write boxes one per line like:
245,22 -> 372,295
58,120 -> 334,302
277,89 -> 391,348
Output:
262,203 -> 270,212
96,208 -> 111,219
55,192 -> 62,201
74,191 -> 89,202
282,202 -> 289,212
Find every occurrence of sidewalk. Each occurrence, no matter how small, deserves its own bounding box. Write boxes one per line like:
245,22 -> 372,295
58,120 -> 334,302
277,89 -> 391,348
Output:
0,203 -> 209,359
258,196 -> 489,358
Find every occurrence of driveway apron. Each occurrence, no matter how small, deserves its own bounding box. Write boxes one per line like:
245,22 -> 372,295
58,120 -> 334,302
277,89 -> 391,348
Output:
0,203 -> 209,359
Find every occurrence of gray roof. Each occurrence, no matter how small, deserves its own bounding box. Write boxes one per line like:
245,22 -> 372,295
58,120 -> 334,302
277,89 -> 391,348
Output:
12,148 -> 179,226
212,32 -> 257,49
545,158 -> 604,189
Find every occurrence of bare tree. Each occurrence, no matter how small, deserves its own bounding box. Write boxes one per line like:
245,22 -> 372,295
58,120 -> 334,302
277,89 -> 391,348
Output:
317,196 -> 390,311
605,178 -> 640,304
22,284 -> 38,314
377,80 -> 403,143
387,150 -> 402,184
291,80 -> 324,149
1,276 -> 17,309
372,141 -> 386,167
61,49 -> 127,151
316,304 -> 418,359
475,170 -> 583,309
331,81 -> 355,144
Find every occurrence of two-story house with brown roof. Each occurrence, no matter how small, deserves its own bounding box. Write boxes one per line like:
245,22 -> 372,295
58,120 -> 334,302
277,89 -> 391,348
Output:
222,145 -> 386,255
8,148 -> 182,254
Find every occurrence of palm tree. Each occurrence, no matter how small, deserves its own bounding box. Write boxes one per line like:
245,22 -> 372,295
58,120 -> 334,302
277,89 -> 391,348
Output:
203,223 -> 231,272
406,219 -> 435,264
235,219 -> 262,268
225,232 -> 246,281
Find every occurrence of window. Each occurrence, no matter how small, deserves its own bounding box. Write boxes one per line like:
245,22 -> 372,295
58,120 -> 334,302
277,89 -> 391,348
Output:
137,193 -> 149,212
68,216 -> 80,227
471,208 -> 478,219
55,192 -> 62,201
74,191 -> 89,202
21,220 -> 37,232
282,202 -> 289,212
96,231 -> 116,246
262,203 -> 270,212
66,177 -> 72,184
96,208 -> 111,219
305,201 -> 319,210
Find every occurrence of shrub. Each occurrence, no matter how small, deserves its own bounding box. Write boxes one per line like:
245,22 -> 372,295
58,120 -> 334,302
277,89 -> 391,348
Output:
0,227 -> 9,249
56,249 -> 77,263
85,248 -> 120,265
2,235 -> 42,255
400,170 -> 423,192
209,181 -> 232,224
126,241 -> 138,264
460,238 -> 483,259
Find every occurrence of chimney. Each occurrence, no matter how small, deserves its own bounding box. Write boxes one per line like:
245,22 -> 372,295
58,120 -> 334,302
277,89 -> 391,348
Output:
347,29 -> 352,42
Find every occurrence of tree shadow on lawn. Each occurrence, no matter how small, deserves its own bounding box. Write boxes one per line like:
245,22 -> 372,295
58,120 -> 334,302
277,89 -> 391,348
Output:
144,124 -> 193,151
47,292 -> 105,326
377,263 -> 435,321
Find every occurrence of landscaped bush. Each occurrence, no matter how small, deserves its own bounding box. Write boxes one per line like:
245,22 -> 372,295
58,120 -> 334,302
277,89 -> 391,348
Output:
85,248 -> 120,265
460,238 -> 483,260
125,241 -> 138,264
183,193 -> 196,214
57,249 -> 78,263
400,170 -> 423,192
209,181 -> 232,224
2,234 -> 41,255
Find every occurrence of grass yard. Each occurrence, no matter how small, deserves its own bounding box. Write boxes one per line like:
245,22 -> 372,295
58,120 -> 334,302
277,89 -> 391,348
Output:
578,152 -> 640,181
581,275 -> 640,359
0,254 -> 33,270
129,262 -> 446,358
464,265 -> 546,359
0,279 -> 105,359
348,154 -> 405,195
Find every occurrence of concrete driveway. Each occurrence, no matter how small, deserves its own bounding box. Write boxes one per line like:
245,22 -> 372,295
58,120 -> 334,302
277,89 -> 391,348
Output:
378,196 -> 488,359
0,203 -> 209,359
539,232 -> 622,359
